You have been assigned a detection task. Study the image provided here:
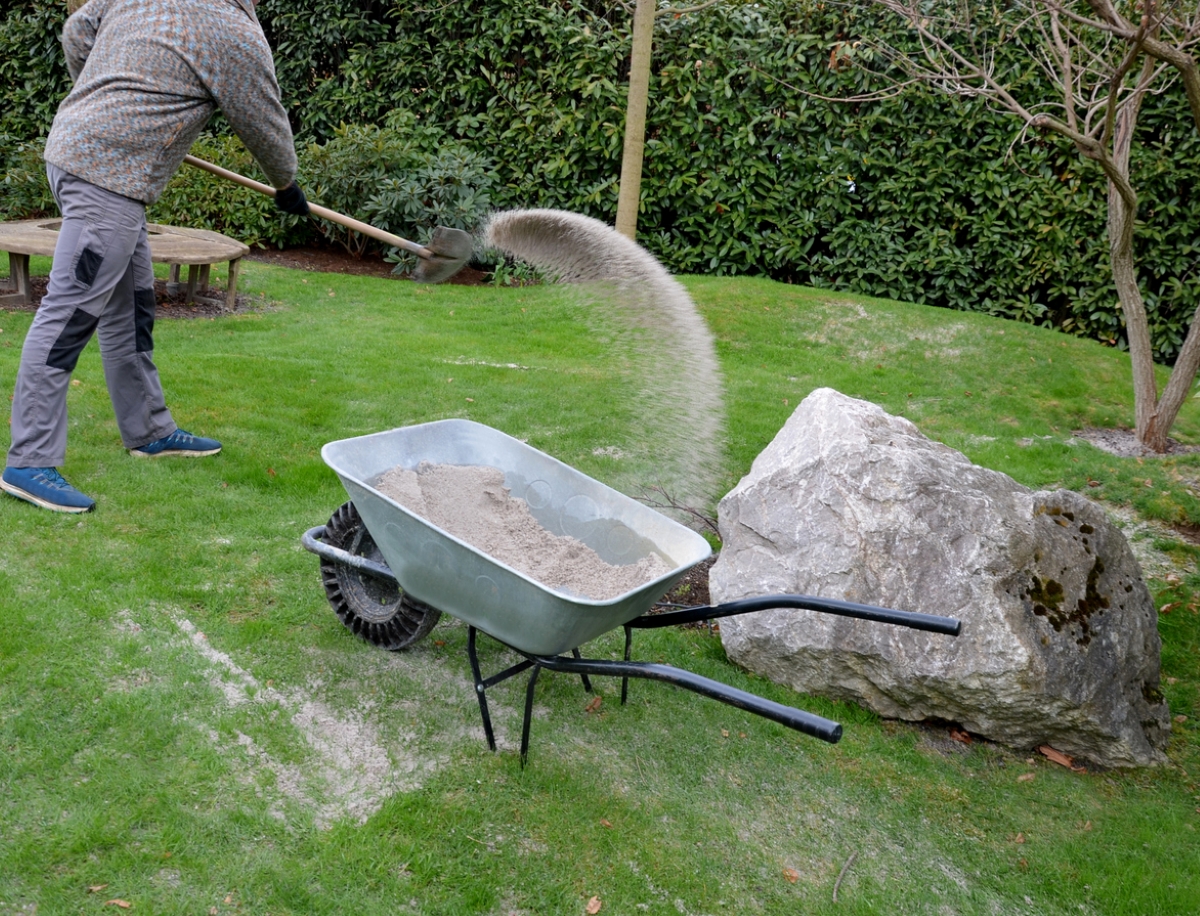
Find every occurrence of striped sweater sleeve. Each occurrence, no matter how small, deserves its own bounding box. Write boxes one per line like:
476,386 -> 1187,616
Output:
201,21 -> 297,190
61,4 -> 101,81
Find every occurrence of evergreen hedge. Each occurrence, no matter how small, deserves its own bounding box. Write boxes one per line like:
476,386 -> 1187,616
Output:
2,0 -> 1197,361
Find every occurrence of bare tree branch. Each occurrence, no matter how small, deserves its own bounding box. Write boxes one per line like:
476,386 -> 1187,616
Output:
1049,10 -> 1080,131
740,60 -> 922,103
852,0 -> 1200,450
656,0 -> 726,15
1100,10 -> 1151,151
636,486 -> 720,540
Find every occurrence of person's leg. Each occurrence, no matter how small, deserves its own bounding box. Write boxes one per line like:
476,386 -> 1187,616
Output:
88,197 -> 219,458
7,166 -> 151,468
3,166 -> 153,512
95,219 -> 176,449
94,208 -> 221,459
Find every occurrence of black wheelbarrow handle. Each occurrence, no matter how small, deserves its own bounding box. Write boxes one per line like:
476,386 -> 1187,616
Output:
630,595 -> 962,636
531,653 -> 842,743
303,524 -> 961,637
301,525 -> 398,582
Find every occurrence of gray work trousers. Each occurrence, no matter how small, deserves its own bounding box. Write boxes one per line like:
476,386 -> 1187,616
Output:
7,165 -> 175,467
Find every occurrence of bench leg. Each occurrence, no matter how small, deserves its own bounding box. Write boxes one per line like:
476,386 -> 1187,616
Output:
198,264 -> 211,295
184,265 -> 199,304
167,263 -> 182,296
0,252 -> 32,306
223,258 -> 241,312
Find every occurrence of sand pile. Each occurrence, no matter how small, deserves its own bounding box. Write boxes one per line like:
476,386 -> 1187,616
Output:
374,463 -> 673,600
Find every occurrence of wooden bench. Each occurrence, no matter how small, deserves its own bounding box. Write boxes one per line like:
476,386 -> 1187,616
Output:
0,219 -> 250,311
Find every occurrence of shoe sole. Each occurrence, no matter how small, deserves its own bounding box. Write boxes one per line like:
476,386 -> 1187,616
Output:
1,479 -> 95,513
130,447 -> 222,458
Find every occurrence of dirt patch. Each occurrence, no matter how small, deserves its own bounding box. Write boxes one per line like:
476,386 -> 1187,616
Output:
655,553 -> 715,608
1068,429 -> 1200,544
2,244 -> 490,320
11,275 -> 244,319
1073,426 -> 1200,458
245,244 -> 489,286
171,615 -> 425,827
1105,504 -> 1200,573
1172,520 -> 1200,544
245,245 -> 399,278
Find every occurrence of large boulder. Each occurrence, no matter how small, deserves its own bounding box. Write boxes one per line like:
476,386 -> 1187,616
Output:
712,388 -> 1170,768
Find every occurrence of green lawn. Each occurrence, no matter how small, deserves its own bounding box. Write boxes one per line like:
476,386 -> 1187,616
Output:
1,254 -> 1197,915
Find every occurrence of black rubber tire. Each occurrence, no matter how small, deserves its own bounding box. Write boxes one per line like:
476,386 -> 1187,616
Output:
319,501 -> 441,650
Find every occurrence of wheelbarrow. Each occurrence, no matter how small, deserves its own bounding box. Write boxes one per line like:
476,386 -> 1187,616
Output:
302,419 -> 961,763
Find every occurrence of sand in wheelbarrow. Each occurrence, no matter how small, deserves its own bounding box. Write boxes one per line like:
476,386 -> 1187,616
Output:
374,463 -> 673,601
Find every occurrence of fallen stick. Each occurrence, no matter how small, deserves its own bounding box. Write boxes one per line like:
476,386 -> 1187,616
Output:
833,850 -> 859,903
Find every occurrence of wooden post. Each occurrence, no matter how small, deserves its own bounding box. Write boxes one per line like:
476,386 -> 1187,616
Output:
223,258 -> 240,312
615,0 -> 656,241
0,253 -> 32,306
184,265 -> 199,304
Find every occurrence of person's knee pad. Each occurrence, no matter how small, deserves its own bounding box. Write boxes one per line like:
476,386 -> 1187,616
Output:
46,308 -> 100,372
134,287 -> 155,353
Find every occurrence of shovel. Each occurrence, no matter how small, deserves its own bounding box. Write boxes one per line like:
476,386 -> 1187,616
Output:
183,155 -> 473,284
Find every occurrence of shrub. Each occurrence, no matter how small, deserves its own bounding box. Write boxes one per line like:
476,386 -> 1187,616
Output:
0,136 -> 56,219
0,1 -> 71,148
300,0 -> 1197,361
149,134 -> 312,250
256,0 -> 392,141
0,121 -> 494,261
0,134 -> 312,248
4,0 -> 1197,361
298,111 -> 496,260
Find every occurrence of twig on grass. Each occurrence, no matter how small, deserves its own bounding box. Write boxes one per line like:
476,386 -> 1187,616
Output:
832,851 -> 859,903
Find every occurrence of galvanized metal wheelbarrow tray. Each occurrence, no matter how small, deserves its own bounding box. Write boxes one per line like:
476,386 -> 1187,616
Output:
302,419 -> 961,763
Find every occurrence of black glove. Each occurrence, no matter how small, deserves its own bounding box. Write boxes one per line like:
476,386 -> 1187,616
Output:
275,181 -> 309,216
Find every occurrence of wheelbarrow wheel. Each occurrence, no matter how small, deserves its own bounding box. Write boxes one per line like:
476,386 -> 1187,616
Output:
320,501 -> 441,650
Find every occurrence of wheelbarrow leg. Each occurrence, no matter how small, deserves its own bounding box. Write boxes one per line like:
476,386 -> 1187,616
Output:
520,664 -> 543,768
467,627 -> 497,752
571,648 -> 593,693
467,625 -> 537,754
620,624 -> 633,705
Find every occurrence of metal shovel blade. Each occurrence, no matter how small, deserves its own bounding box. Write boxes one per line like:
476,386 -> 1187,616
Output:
413,227 -> 474,283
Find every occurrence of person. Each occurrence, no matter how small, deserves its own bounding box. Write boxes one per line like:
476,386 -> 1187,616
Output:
1,0 -> 309,514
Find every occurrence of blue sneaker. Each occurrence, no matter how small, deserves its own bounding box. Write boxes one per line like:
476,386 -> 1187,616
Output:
130,429 -> 222,458
2,466 -> 96,513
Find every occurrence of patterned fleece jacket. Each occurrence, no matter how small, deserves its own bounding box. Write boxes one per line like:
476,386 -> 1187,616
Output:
44,0 -> 296,204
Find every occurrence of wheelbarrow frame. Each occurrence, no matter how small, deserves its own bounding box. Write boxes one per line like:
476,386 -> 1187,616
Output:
302,520 -> 960,764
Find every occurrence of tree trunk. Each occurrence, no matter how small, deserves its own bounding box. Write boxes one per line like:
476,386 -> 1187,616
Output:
1137,53 -> 1200,450
864,1 -> 1200,451
1104,67 -> 1174,453
1107,184 -> 1165,451
615,0 -> 656,240
1152,303 -> 1200,446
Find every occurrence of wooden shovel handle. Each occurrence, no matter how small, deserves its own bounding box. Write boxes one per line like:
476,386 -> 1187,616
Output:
182,154 -> 432,259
